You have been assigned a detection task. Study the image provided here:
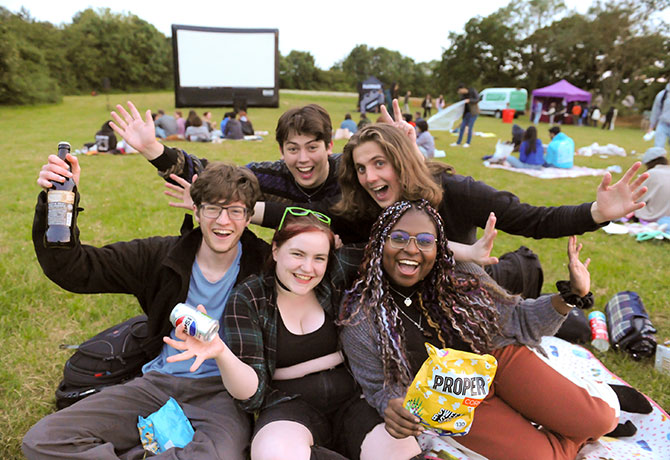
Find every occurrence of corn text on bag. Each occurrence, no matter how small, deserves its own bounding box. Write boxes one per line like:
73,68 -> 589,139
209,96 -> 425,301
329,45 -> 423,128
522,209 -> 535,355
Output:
403,343 -> 497,436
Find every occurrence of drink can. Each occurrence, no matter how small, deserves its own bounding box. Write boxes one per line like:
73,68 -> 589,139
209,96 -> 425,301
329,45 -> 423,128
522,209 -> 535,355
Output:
169,303 -> 220,342
588,311 -> 610,352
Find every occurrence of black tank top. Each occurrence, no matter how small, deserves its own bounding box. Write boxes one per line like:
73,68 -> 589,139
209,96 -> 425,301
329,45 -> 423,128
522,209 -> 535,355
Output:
275,310 -> 339,368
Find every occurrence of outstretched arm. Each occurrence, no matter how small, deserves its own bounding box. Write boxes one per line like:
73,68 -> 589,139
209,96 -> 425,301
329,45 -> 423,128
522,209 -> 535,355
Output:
110,101 -> 164,160
164,305 -> 259,400
449,212 -> 499,265
590,162 -> 648,223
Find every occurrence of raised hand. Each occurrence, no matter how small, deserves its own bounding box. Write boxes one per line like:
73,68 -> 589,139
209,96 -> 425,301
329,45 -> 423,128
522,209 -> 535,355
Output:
471,212 -> 499,266
109,101 -> 164,160
164,305 -> 226,372
590,162 -> 649,223
567,235 -> 590,297
383,397 -> 424,438
37,154 -> 80,189
379,99 -> 417,144
164,173 -> 196,210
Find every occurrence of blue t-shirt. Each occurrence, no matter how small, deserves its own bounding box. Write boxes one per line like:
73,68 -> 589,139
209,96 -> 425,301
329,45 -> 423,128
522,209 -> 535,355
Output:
142,242 -> 242,378
519,139 -> 545,165
340,119 -> 357,133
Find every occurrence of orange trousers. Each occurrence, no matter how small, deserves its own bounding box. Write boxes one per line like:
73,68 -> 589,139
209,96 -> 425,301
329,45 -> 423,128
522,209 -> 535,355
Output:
455,345 -> 618,460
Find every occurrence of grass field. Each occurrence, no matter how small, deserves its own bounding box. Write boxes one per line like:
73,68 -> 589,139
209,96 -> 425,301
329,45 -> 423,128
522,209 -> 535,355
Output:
1,91 -> 668,458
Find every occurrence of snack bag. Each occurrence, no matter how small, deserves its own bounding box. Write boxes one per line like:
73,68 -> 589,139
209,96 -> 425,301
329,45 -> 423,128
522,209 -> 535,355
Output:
403,344 -> 497,436
138,397 -> 194,453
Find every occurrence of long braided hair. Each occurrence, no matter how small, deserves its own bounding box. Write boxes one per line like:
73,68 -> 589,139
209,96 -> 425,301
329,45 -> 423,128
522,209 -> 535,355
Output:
339,200 -> 501,388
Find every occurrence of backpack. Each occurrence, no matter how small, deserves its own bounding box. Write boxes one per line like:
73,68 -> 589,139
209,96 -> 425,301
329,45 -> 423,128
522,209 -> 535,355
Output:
55,315 -> 153,409
484,246 -> 544,299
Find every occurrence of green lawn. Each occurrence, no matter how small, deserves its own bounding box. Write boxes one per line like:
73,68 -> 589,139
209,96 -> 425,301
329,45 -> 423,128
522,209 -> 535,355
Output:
1,91 -> 668,458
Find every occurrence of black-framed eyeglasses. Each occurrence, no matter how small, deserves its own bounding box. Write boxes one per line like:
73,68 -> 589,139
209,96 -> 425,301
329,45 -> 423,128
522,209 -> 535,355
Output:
199,204 -> 248,220
387,230 -> 436,251
278,206 -> 331,231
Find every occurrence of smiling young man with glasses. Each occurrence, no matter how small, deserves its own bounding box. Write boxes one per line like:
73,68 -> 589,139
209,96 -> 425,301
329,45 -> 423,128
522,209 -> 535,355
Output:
26,158 -> 270,460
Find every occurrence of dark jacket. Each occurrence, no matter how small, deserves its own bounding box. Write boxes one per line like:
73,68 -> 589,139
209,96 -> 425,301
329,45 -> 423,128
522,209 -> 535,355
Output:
149,147 -> 342,229
32,191 -> 270,359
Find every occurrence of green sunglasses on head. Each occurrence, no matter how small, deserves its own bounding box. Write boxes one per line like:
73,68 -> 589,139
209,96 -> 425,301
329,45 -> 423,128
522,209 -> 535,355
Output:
278,207 -> 332,231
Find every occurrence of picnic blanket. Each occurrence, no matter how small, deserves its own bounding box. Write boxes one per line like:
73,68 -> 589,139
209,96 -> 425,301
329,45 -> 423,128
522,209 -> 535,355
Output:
602,221 -> 670,241
483,161 -> 608,179
421,336 -> 670,460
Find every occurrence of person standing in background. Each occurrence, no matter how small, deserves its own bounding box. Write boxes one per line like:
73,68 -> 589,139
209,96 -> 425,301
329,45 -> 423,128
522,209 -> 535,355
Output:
451,84 -> 480,148
648,81 -> 670,149
421,94 -> 433,119
403,90 -> 412,113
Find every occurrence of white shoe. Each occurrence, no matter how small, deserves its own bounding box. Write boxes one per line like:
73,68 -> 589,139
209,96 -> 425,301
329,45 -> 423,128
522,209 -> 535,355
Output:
463,143 -> 470,148
450,142 -> 460,147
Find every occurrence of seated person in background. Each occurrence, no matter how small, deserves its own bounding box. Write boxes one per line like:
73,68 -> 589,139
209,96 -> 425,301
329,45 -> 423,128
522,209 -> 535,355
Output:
184,110 -> 198,132
185,116 -> 211,142
415,119 -> 435,159
340,113 -> 358,134
402,113 -> 416,128
94,120 -> 118,153
545,126 -> 575,169
239,111 -> 254,136
202,111 -> 215,132
155,109 -> 179,138
505,125 -> 544,169
511,124 -> 525,152
220,112 -> 234,134
358,113 -> 371,130
175,110 -> 186,136
224,112 -> 244,140
634,147 -> 670,222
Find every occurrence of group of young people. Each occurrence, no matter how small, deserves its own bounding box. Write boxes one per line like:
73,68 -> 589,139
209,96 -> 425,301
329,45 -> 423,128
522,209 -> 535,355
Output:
24,98 -> 650,460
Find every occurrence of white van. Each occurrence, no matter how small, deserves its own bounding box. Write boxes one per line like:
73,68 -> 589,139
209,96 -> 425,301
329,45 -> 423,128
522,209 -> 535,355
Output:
478,88 -> 528,117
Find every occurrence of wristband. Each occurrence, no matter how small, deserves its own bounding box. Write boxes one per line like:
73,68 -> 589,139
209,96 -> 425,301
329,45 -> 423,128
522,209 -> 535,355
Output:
556,280 -> 594,310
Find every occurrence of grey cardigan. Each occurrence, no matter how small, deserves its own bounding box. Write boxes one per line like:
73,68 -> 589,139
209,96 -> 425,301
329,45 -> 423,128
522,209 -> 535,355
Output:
340,262 -> 567,416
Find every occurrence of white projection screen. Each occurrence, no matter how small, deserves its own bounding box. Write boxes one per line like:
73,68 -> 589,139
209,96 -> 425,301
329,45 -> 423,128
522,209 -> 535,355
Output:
172,25 -> 279,108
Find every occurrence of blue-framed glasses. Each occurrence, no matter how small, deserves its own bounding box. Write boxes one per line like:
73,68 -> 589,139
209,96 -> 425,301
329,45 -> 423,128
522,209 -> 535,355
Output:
387,230 -> 436,251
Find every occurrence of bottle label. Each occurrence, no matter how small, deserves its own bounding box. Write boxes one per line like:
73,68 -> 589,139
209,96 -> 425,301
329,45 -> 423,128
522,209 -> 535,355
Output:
47,191 -> 75,204
47,191 -> 75,226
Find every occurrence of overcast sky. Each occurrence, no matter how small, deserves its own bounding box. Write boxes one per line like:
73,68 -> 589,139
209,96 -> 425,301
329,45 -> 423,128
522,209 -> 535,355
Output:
5,0 -> 669,69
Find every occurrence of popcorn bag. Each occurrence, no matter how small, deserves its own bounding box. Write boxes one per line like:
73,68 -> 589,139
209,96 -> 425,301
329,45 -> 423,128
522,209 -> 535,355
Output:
403,344 -> 497,436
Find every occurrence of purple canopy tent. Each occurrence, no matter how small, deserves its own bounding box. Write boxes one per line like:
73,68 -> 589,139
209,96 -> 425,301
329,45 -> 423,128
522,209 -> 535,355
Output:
531,79 -> 592,105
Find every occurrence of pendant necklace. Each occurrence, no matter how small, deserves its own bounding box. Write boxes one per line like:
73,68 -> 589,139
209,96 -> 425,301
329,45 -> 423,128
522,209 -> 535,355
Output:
388,285 -> 417,307
391,297 -> 433,338
294,177 -> 327,200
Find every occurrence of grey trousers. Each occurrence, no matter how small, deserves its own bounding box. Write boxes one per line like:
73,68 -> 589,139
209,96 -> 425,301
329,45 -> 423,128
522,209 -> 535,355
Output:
22,371 -> 251,460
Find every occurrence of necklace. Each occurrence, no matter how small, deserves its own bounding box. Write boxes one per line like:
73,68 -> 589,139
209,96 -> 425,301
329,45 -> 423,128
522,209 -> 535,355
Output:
294,177 -> 328,200
391,297 -> 433,338
388,285 -> 417,307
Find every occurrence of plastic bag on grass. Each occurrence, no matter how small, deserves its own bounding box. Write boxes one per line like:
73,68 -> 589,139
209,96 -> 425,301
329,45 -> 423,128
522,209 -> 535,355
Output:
403,344 -> 497,436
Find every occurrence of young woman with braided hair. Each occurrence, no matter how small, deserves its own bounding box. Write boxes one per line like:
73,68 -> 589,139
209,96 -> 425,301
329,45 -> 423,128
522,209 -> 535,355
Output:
339,200 -> 619,460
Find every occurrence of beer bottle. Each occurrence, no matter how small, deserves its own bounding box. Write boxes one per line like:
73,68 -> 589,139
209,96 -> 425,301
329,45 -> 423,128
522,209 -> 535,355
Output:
45,142 -> 77,247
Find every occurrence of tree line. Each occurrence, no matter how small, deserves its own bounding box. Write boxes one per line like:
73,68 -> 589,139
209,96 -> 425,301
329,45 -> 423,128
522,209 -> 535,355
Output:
2,1 -> 669,110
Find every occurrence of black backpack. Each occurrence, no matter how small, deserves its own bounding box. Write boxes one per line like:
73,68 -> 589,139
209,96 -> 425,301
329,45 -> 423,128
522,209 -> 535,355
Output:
55,315 -> 153,410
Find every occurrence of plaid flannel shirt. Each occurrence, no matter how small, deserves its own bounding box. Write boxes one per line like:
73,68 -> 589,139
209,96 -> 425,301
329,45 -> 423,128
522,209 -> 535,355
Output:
222,245 -> 363,413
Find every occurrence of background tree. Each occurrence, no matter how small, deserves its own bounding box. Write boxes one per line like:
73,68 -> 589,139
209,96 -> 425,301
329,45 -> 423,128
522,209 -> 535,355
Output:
0,7 -> 62,104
